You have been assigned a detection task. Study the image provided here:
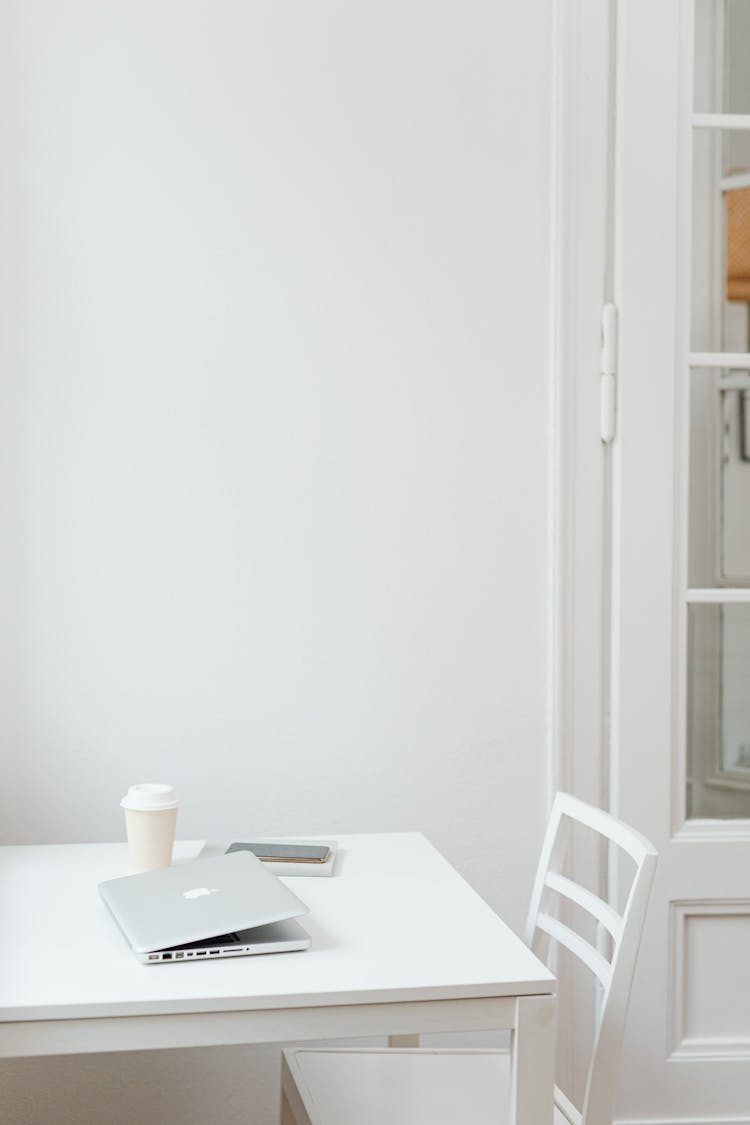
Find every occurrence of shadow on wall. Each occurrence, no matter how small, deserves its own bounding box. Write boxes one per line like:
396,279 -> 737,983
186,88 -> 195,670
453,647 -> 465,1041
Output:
0,1030 -> 509,1125
0,1045 -> 282,1125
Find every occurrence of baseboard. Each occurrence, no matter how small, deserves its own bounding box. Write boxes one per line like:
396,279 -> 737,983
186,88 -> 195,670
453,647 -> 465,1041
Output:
616,1117 -> 750,1125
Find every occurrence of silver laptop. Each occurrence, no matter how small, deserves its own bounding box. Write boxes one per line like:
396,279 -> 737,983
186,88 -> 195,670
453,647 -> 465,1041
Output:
99,850 -> 311,963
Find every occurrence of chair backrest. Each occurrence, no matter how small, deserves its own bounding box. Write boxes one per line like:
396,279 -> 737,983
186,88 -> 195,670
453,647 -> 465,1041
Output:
525,793 -> 657,1125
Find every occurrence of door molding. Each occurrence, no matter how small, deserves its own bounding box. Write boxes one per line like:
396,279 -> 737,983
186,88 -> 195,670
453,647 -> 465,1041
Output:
551,0 -> 615,1100
551,0 -> 613,809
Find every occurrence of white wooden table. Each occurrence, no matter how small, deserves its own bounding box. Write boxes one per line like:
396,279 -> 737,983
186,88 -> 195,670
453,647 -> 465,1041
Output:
0,832 -> 556,1125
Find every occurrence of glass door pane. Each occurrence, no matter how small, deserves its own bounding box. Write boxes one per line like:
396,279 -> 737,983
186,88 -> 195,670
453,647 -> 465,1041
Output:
691,128 -> 750,354
689,368 -> 750,588
688,0 -> 750,817
688,604 -> 750,817
695,0 -> 750,114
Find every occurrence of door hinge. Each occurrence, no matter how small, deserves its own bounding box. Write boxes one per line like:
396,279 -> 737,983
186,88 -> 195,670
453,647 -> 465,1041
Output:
600,302 -> 617,443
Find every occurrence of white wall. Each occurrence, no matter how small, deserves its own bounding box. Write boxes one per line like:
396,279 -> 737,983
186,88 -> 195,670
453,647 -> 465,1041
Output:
0,2 -> 553,1122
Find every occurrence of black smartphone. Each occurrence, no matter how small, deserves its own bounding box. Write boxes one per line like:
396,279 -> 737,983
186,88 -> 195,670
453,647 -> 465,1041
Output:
227,841 -> 331,864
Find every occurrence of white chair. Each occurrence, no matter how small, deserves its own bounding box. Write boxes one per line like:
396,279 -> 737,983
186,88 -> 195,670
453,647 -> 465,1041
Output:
280,793 -> 657,1125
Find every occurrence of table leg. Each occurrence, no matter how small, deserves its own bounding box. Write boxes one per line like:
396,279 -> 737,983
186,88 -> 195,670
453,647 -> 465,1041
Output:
509,994 -> 556,1125
387,1034 -> 420,1047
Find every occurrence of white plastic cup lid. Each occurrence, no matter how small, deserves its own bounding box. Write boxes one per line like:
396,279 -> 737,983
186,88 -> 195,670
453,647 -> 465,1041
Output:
120,783 -> 178,812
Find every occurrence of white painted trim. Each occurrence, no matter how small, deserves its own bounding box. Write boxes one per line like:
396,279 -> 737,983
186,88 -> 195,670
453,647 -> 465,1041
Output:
671,0 -> 695,841
550,0 -> 616,1107
675,819 -> 750,841
617,1119 -> 750,1125
720,171 -> 750,191
551,0 -> 615,1103
693,112 -> 750,129
547,0 -> 563,816
617,1120 -> 750,1125
550,0 -> 612,806
685,589 -> 750,602
669,899 -> 750,1059
673,1039 -> 750,1061
690,353 -> 750,367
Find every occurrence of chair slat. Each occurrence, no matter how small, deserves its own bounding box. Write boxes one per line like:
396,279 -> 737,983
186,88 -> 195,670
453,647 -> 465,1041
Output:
536,911 -> 612,986
545,872 -> 623,940
555,1084 -> 583,1125
552,792 -> 654,863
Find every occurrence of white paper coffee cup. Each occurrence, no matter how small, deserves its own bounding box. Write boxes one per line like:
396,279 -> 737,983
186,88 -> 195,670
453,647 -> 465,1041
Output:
120,783 -> 179,873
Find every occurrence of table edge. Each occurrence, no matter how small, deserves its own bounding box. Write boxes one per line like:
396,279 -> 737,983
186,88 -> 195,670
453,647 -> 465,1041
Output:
0,977 -> 556,1023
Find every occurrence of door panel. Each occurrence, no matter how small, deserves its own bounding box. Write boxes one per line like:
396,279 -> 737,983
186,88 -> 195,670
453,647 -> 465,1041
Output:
611,0 -> 750,1119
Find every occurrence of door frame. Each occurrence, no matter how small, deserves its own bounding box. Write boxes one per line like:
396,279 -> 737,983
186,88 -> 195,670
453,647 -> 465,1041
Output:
555,1 -> 750,1120
550,0 -> 616,1100
551,0 -> 614,813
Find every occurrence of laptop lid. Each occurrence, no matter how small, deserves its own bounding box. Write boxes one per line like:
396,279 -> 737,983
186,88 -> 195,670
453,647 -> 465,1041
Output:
99,850 -> 309,953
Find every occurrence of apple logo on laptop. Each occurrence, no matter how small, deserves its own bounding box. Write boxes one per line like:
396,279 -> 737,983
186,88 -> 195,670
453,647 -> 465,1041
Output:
183,887 -> 219,900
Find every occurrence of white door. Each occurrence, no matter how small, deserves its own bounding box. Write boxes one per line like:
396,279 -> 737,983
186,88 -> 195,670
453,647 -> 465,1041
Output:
608,1 -> 750,1121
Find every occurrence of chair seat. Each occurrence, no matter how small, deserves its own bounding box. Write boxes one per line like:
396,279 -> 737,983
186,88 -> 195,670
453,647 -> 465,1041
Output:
281,797 -> 657,1125
282,1048 -> 572,1125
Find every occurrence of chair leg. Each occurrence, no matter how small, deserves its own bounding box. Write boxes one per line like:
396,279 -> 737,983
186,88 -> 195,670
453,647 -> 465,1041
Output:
280,1088 -> 297,1125
281,1054 -> 314,1125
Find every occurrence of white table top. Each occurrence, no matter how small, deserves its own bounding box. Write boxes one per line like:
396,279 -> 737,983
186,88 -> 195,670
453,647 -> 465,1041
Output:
0,832 -> 554,1022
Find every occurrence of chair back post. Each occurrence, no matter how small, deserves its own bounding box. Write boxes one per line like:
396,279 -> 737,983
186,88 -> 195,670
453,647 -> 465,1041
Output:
526,793 -> 657,1125
581,839 -> 657,1125
524,792 -> 570,946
